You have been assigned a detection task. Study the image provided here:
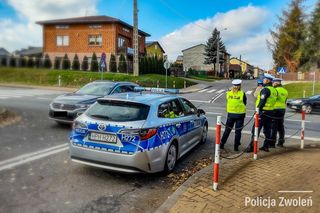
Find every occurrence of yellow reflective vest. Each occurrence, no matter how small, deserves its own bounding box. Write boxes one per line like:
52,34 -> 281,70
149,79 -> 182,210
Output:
256,86 -> 278,111
226,90 -> 246,114
274,86 -> 288,109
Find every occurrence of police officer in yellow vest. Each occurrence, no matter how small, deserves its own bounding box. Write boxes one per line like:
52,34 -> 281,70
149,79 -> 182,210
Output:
271,78 -> 288,147
247,73 -> 278,152
220,79 -> 247,151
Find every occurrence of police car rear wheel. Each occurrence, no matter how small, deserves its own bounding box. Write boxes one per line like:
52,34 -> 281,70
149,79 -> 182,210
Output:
200,124 -> 208,144
165,143 -> 177,173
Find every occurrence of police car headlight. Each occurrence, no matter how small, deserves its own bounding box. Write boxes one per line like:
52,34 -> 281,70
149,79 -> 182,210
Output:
72,120 -> 87,130
75,104 -> 90,109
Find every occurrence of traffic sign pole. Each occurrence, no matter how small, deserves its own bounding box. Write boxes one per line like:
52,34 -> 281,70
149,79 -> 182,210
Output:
164,60 -> 171,89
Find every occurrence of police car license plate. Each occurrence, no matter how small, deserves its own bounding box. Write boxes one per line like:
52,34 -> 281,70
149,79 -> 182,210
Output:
89,132 -> 117,144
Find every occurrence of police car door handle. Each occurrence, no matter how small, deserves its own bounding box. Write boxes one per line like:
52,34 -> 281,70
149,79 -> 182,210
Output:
176,123 -> 181,128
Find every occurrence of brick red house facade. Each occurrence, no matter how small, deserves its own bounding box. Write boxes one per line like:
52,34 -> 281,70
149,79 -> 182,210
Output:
37,16 -> 150,71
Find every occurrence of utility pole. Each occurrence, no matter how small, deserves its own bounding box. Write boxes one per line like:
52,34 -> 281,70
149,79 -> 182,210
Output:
133,0 -> 139,76
215,31 -> 220,77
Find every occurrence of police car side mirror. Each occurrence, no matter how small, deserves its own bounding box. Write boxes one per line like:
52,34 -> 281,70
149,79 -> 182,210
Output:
197,109 -> 205,116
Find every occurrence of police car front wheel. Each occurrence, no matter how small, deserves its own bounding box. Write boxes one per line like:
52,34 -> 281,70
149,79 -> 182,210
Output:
200,124 -> 208,144
164,143 -> 177,173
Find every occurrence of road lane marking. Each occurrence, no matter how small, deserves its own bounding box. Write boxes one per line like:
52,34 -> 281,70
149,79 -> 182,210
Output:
210,93 -> 224,103
207,89 -> 217,93
216,89 -> 225,93
189,100 -> 210,103
208,127 -> 320,141
246,91 -> 253,95
206,112 -> 223,115
36,97 -> 52,100
0,143 -> 68,172
198,89 -> 210,93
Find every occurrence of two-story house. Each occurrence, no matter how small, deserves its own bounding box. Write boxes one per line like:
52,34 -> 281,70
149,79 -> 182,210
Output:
145,41 -> 165,58
37,15 -> 150,71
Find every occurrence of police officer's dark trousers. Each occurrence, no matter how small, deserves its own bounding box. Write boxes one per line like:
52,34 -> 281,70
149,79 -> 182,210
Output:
271,109 -> 285,145
249,110 -> 273,149
221,113 -> 245,149
260,110 -> 274,148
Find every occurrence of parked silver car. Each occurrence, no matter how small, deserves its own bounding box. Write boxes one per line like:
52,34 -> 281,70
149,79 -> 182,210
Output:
69,89 -> 208,173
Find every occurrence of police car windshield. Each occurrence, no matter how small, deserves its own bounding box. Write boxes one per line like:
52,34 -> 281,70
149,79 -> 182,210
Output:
76,83 -> 114,96
86,100 -> 150,122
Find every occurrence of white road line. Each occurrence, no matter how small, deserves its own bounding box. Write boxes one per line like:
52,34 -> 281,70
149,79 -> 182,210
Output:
198,89 -> 210,93
210,93 -> 224,103
216,89 -> 225,93
0,97 -> 8,99
206,112 -> 223,115
0,143 -> 68,172
208,127 -> 320,141
189,100 -> 210,103
207,89 -> 217,93
246,91 -> 253,95
0,95 -> 22,98
36,97 -> 52,100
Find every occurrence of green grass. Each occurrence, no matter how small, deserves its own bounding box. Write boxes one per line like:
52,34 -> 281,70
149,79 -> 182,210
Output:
0,67 -> 195,89
284,82 -> 320,98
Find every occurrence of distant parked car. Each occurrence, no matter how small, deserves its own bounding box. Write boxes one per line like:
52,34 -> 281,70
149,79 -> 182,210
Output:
287,95 -> 320,114
49,81 -> 138,124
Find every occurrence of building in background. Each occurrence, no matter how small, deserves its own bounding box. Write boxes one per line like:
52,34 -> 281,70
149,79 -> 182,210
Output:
229,57 -> 254,78
145,41 -> 165,58
13,46 -> 42,58
182,44 -> 230,76
37,15 -> 150,71
0,48 -> 10,57
175,55 -> 183,65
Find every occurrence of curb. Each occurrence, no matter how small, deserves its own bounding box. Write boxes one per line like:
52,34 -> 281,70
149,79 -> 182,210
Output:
156,143 -> 319,213
156,165 -> 212,213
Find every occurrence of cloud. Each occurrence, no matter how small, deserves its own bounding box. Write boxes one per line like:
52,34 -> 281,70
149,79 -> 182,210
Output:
7,0 -> 98,22
0,0 -> 98,52
160,5 -> 272,69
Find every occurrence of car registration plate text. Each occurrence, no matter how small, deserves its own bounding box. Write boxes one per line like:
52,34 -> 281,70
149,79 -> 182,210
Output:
89,132 -> 117,144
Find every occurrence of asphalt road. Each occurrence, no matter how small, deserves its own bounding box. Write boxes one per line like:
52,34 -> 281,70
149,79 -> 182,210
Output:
0,82 -> 319,213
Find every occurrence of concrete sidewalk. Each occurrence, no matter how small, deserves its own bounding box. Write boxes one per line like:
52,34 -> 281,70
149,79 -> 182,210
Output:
157,143 -> 320,213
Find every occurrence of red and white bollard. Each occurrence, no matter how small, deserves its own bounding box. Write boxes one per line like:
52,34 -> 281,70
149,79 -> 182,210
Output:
253,108 -> 259,160
213,116 -> 221,191
301,110 -> 305,149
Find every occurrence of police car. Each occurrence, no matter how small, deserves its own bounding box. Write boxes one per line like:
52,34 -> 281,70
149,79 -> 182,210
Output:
69,87 -> 208,173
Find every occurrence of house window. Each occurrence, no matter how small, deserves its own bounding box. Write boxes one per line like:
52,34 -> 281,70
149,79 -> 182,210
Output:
118,37 -> 126,49
155,45 -> 158,50
56,35 -> 69,46
56,25 -> 69,29
88,35 -> 102,46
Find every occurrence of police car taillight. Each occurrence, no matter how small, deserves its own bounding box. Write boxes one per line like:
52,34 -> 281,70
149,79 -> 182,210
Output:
139,128 -> 157,140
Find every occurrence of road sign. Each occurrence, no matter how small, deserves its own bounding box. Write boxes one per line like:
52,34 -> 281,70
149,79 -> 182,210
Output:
277,67 -> 286,74
164,60 -> 171,70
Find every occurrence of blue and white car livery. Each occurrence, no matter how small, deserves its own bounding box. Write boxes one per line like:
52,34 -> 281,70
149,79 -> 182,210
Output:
69,89 -> 208,173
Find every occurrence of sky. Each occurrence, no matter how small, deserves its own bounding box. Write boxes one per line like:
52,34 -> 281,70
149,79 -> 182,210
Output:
0,0 -> 318,69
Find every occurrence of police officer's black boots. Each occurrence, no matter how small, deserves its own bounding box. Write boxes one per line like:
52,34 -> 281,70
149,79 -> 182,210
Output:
220,143 -> 225,149
259,146 -> 269,152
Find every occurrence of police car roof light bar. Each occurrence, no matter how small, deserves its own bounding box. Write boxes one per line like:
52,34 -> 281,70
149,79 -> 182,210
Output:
134,86 -> 179,94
